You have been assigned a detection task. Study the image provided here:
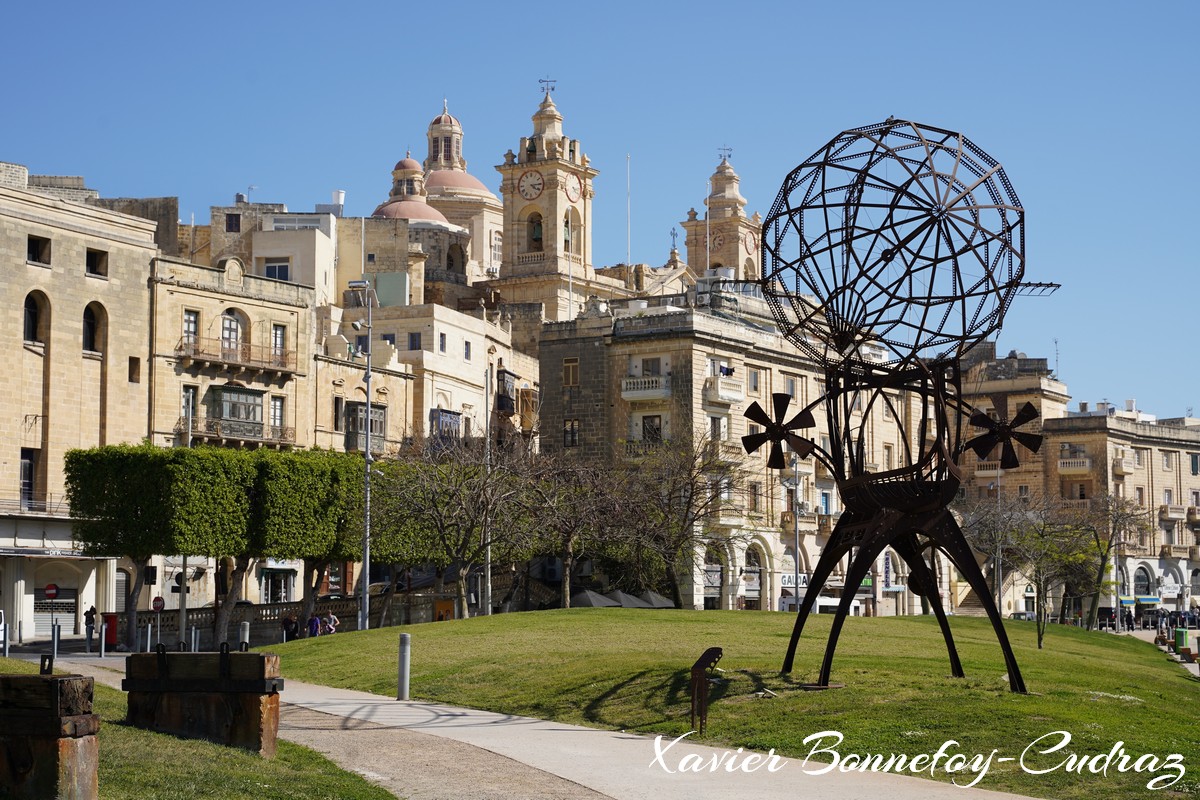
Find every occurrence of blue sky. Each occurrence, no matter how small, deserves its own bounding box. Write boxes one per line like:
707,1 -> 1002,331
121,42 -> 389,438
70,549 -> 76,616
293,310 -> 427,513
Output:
6,1 -> 1196,417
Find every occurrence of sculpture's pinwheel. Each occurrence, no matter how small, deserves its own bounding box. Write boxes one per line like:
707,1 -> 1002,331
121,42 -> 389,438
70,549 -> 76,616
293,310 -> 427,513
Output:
741,392 -> 815,469
964,398 -> 1043,470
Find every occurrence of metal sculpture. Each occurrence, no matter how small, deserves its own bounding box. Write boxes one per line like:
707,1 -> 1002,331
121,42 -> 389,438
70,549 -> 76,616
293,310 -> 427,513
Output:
744,119 -> 1057,693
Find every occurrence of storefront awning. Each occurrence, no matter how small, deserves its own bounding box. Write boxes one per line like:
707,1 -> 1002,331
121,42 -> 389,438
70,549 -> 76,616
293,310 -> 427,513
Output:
1118,596 -> 1136,606
1135,596 -> 1160,605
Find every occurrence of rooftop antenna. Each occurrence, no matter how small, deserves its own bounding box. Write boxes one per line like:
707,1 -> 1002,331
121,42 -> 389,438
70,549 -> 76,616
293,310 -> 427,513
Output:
626,153 -> 631,266
247,184 -> 257,203
1053,337 -> 1059,377
538,76 -> 556,94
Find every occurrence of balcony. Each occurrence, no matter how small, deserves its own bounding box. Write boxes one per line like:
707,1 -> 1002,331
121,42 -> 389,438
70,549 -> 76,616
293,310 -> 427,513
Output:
704,440 -> 745,463
1160,504 -> 1187,521
1188,507 -> 1200,524
1159,544 -> 1191,559
175,415 -> 295,447
702,376 -> 745,405
1060,499 -> 1091,512
0,494 -> 71,517
780,510 -> 795,530
1115,541 -> 1149,558
1192,546 -> 1200,561
712,503 -> 746,527
621,375 -> 671,402
817,513 -> 835,536
623,439 -> 664,459
975,461 -> 1003,477
1112,455 -> 1136,475
1058,457 -> 1093,475
175,336 -> 297,376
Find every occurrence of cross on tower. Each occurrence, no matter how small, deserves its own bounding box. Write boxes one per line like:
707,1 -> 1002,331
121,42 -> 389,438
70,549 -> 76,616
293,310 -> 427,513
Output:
539,77 -> 557,94
670,227 -> 678,249
718,145 -> 733,162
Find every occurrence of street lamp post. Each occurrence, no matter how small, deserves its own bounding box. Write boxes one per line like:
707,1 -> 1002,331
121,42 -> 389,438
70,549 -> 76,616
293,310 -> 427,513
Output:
349,279 -> 374,632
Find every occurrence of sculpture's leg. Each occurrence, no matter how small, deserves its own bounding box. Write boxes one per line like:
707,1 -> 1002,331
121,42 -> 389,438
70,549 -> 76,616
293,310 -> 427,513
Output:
927,513 -> 1028,694
782,528 -> 853,674
892,533 -> 964,678
817,535 -> 890,686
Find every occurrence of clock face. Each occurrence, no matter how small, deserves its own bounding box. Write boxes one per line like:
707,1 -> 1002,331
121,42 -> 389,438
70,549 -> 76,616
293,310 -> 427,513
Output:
518,170 -> 544,200
564,174 -> 582,202
743,231 -> 758,254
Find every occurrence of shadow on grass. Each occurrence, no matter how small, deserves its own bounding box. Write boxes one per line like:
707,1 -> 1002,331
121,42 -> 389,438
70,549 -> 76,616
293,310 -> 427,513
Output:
580,668 -> 734,730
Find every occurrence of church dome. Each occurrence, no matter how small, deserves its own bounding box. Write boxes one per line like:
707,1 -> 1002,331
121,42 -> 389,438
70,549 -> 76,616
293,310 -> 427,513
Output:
393,156 -> 423,172
431,109 -> 461,127
372,199 -> 450,223
426,169 -> 493,195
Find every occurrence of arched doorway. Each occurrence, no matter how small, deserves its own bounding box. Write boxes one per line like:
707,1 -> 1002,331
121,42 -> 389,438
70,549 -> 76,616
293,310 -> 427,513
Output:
703,545 -> 725,610
743,546 -> 764,610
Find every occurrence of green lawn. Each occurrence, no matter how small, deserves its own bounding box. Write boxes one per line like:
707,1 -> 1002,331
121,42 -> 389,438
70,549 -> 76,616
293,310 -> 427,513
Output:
0,657 -> 395,800
274,609 -> 1200,800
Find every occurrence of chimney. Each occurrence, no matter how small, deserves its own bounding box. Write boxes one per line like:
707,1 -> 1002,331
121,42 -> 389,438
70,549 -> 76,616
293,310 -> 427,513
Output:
1079,402 -> 1088,413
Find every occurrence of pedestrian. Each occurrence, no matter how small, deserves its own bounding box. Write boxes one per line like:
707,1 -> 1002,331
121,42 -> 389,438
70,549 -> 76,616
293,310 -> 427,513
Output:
1124,609 -> 1134,632
307,612 -> 321,638
84,606 -> 97,650
322,610 -> 339,635
281,613 -> 299,642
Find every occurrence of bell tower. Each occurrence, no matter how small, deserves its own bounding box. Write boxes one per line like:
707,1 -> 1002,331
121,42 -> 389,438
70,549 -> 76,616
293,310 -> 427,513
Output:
681,155 -> 761,280
495,87 -> 598,320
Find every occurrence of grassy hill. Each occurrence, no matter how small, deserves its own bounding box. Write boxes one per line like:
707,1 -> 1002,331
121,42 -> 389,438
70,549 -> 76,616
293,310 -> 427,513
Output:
275,609 -> 1200,800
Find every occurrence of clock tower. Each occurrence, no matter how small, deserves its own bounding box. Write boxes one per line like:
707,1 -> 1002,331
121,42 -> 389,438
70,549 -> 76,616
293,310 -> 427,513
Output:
495,89 -> 598,321
681,157 -> 761,281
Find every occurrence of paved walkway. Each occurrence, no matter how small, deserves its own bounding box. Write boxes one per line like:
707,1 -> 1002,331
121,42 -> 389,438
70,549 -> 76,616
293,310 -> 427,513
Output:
13,627 -> 1195,800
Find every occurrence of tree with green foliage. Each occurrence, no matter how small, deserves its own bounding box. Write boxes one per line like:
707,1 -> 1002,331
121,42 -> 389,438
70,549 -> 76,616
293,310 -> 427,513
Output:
1075,492 -> 1154,630
65,444 -> 178,649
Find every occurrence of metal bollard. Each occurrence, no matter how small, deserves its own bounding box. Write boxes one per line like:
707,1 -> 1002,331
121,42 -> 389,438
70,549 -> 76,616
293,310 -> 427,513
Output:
145,622 -> 153,653
1,623 -> 8,659
19,619 -> 24,644
397,632 -> 411,701
52,624 -> 60,660
239,621 -> 250,652
99,622 -> 106,659
190,625 -> 199,653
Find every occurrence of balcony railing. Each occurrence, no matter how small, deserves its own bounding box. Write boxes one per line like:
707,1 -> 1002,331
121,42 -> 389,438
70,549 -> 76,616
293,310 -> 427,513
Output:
1159,544 -> 1191,558
1159,504 -> 1187,521
623,439 -> 664,459
0,494 -> 72,517
1058,458 -> 1093,474
1112,456 -> 1136,475
175,415 -> 295,445
704,440 -> 745,463
712,503 -> 745,526
975,461 -> 1003,477
1115,541 -> 1150,558
175,336 -> 298,374
702,376 -> 745,405
620,375 -> 671,402
1188,506 -> 1200,524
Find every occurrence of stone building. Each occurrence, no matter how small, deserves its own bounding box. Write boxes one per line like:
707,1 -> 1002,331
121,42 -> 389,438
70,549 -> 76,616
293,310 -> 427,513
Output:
538,261 -> 945,614
957,344 -> 1200,620
0,164 -> 158,636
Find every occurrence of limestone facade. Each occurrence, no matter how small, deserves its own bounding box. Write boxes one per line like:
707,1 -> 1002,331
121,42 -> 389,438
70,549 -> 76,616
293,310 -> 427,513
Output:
0,171 -> 158,637
538,277 -> 948,614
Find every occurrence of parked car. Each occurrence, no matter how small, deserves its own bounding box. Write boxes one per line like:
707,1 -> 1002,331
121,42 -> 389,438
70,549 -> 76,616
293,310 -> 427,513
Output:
1009,611 -> 1033,621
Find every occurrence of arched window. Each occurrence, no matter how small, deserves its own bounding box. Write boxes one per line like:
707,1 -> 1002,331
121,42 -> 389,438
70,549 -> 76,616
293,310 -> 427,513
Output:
24,294 -> 41,343
221,309 -> 242,344
82,303 -> 106,353
447,244 -> 466,273
527,213 -> 543,252
1134,567 -> 1152,596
